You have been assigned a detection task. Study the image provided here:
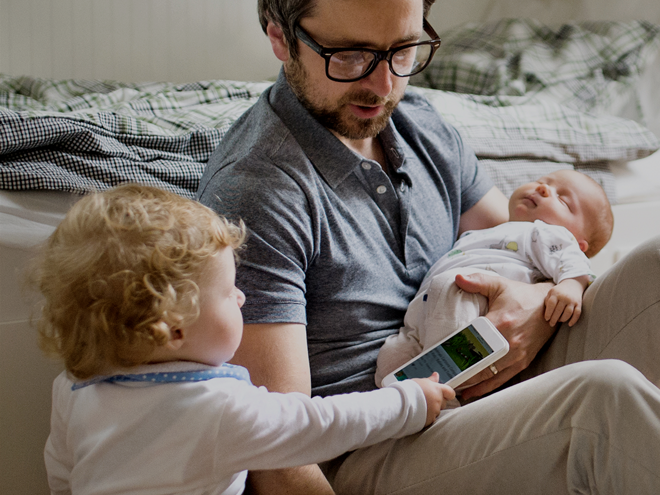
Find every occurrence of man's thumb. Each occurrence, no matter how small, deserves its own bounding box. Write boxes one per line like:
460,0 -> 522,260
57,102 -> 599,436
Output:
454,272 -> 489,296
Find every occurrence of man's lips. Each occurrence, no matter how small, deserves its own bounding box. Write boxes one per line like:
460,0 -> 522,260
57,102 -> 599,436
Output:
349,103 -> 384,119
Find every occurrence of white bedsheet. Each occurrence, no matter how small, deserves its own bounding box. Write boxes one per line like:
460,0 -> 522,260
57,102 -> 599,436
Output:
611,150 -> 660,204
0,190 -> 80,249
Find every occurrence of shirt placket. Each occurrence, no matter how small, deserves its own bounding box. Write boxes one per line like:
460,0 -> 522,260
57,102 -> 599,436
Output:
358,158 -> 406,258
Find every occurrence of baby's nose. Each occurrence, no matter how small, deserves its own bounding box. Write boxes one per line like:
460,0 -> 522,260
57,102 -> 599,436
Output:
236,288 -> 246,308
536,183 -> 550,197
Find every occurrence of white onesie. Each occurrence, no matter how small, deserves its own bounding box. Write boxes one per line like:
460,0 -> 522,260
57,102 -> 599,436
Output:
375,220 -> 594,386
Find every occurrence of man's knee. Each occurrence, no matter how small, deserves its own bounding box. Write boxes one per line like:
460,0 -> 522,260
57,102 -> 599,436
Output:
611,236 -> 660,276
572,360 -> 648,398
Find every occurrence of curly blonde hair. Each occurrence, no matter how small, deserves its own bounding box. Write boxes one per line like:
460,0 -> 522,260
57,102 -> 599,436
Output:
32,184 -> 245,379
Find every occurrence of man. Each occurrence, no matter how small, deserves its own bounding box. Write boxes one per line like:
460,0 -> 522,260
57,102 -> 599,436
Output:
198,0 -> 660,493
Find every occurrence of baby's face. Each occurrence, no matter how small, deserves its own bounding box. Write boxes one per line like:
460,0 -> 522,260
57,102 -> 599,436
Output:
508,170 -> 595,241
178,247 -> 246,366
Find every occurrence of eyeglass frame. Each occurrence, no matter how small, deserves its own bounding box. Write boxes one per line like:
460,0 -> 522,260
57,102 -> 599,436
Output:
294,18 -> 442,83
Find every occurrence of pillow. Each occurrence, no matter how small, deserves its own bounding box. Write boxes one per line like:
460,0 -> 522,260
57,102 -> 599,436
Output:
477,158 -> 615,201
412,86 -> 660,164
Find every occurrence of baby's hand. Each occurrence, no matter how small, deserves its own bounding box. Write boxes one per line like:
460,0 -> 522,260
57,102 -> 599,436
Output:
544,277 -> 589,327
411,372 -> 456,426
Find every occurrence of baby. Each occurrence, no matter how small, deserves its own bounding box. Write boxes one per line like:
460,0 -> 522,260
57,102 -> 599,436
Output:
376,170 -> 614,386
33,184 -> 454,495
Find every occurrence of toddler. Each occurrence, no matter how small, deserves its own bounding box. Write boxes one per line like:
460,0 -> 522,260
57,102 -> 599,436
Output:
376,170 -> 614,386
33,184 -> 454,495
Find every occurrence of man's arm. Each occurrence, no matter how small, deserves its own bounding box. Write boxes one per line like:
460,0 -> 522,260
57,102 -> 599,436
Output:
458,186 -> 509,235
230,323 -> 335,495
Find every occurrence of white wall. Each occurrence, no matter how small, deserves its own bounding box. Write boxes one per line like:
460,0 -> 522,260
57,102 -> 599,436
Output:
0,0 -> 282,82
427,0 -> 660,33
1,0 -> 659,83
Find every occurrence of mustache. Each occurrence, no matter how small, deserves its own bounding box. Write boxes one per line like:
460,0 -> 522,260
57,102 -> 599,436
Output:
343,91 -> 389,107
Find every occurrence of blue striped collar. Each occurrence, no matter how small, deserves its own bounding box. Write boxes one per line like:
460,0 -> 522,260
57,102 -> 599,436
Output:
72,362 -> 251,390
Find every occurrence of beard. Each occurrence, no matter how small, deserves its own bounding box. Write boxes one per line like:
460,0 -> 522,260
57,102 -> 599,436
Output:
285,56 -> 401,140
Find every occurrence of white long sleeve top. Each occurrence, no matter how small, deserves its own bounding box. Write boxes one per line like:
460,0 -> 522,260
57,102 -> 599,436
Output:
45,361 -> 426,495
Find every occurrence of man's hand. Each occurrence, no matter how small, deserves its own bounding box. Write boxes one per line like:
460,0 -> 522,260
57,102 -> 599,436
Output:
454,273 -> 555,401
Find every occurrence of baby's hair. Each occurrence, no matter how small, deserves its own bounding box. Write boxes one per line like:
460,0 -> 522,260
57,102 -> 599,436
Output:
32,184 -> 245,379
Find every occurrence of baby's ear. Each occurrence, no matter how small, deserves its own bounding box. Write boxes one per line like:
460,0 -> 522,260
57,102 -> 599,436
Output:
578,239 -> 589,253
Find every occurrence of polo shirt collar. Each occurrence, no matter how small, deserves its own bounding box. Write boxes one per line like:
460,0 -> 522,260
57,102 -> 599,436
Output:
268,70 -> 404,188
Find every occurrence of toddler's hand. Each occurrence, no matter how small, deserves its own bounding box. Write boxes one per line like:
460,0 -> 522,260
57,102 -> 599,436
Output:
412,372 -> 456,426
544,277 -> 588,327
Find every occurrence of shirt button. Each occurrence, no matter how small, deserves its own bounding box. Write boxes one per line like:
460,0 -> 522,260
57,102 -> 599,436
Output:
400,182 -> 406,192
376,185 -> 387,194
361,162 -> 372,170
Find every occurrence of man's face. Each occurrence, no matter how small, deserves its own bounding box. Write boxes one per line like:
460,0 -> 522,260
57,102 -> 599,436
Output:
285,0 -> 425,141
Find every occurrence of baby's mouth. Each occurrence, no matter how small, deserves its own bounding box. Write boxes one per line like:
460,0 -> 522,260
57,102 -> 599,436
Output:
523,195 -> 537,206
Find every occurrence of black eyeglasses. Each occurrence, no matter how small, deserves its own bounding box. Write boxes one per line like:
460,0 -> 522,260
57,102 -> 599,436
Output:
294,19 -> 441,83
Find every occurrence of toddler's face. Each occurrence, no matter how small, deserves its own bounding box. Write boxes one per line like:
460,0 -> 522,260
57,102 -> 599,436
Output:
508,170 -> 592,243
179,247 -> 246,366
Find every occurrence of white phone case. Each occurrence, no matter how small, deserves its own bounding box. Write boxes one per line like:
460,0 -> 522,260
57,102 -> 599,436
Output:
381,317 -> 509,388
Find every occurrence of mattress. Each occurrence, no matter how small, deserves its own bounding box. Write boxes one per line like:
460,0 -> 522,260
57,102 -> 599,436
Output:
0,189 -> 79,249
0,190 -> 80,325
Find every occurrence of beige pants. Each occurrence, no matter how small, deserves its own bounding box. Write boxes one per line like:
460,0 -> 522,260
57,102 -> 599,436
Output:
325,237 -> 660,494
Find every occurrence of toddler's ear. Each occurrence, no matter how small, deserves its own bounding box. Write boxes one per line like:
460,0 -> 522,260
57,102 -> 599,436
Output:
151,321 -> 184,350
164,327 -> 185,351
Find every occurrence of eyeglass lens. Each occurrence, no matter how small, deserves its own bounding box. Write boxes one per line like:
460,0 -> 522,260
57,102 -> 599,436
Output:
328,44 -> 433,80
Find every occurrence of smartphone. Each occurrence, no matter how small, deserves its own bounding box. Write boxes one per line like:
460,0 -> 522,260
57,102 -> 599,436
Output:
380,317 -> 509,389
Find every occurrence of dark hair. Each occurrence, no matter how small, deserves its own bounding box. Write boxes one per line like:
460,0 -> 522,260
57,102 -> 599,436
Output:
258,0 -> 437,58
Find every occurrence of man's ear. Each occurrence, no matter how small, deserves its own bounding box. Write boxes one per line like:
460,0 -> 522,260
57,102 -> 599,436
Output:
266,22 -> 290,62
578,239 -> 589,253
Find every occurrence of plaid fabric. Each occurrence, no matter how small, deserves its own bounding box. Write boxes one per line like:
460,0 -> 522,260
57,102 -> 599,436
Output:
413,85 -> 660,202
478,159 -> 615,200
1,65 -> 658,202
412,19 -> 660,116
412,86 -> 660,163
0,77 -> 271,198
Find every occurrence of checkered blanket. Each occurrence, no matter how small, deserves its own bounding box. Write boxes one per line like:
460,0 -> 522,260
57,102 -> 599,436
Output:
409,18 -> 660,199
411,85 -> 659,198
412,19 -> 660,116
1,19 -> 659,201
0,77 -> 269,198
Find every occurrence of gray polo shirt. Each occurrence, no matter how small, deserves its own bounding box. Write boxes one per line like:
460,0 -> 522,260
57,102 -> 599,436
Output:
197,71 -> 493,396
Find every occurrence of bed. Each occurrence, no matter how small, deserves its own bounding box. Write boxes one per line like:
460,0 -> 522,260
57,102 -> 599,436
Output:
2,12 -> 659,495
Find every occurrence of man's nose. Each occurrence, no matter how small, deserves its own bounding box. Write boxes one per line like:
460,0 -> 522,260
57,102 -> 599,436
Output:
360,60 -> 393,97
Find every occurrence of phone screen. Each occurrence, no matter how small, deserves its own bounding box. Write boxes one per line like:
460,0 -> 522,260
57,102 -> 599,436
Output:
393,323 -> 495,383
